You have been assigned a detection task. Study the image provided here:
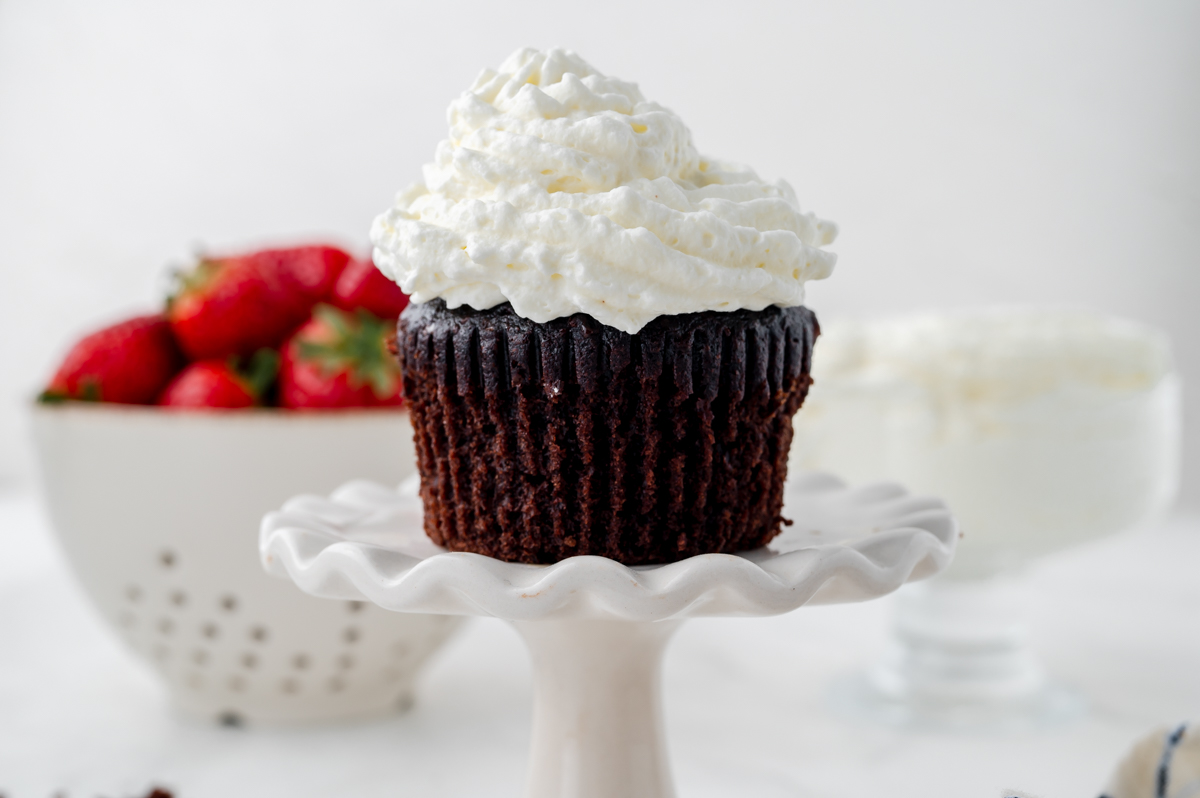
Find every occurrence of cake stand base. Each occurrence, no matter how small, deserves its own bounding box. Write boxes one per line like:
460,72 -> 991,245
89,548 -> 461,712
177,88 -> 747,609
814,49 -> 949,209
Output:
516,619 -> 682,798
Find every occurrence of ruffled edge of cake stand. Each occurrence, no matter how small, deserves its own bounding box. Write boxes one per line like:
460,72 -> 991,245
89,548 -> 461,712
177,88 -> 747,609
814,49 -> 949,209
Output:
260,473 -> 958,621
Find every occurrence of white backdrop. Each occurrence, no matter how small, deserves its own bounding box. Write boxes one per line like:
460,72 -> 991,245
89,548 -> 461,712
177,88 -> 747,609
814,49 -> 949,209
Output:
1,0 -> 1197,506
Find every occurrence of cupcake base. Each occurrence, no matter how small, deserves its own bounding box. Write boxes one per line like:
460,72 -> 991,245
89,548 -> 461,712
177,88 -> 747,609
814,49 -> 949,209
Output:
397,299 -> 818,565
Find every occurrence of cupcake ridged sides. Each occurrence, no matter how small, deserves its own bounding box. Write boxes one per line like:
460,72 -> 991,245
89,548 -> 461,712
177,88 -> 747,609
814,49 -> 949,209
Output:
398,300 -> 818,565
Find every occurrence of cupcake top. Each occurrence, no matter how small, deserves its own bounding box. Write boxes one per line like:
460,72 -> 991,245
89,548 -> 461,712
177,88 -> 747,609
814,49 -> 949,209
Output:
371,47 -> 837,334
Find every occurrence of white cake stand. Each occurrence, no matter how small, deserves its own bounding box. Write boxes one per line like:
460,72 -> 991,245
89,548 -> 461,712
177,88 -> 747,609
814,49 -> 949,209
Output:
260,473 -> 957,798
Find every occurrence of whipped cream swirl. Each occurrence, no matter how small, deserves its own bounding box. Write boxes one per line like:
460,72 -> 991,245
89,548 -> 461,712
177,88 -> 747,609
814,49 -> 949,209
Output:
371,47 -> 837,333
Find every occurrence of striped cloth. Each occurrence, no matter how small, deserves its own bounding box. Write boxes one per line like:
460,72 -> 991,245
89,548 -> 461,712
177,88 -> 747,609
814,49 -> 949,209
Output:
1101,723 -> 1199,798
1001,724 -> 1197,798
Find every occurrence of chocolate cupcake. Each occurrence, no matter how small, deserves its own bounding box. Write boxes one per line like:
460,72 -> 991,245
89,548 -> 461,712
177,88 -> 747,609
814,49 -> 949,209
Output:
398,299 -> 817,563
372,48 -> 838,564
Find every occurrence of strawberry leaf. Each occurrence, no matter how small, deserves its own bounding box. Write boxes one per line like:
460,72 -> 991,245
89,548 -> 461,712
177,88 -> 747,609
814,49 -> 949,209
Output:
241,348 -> 281,400
296,305 -> 400,399
78,378 -> 103,402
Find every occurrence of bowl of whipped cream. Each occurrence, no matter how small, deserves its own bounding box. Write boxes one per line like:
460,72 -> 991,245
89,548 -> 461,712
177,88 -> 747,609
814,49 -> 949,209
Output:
790,307 -> 1180,577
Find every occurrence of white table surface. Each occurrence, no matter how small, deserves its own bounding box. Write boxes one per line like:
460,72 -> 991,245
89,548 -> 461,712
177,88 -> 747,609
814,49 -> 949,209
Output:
1,487 -> 1197,798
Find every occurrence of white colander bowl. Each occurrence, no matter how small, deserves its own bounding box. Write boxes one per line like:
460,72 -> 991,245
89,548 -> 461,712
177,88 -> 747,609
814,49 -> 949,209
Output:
31,403 -> 463,725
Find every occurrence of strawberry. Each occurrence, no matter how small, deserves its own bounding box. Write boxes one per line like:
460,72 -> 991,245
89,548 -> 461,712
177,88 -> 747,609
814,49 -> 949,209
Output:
158,350 -> 280,409
260,245 -> 352,304
331,255 -> 409,320
167,245 -> 351,361
279,305 -> 403,409
40,314 -> 182,404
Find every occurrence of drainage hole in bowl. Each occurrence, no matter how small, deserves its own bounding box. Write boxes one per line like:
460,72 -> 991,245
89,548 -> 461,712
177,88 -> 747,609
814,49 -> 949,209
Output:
169,590 -> 187,607
201,622 -> 219,639
126,585 -> 142,603
281,677 -> 301,694
249,625 -> 269,643
227,675 -> 247,693
328,676 -> 346,693
343,626 -> 361,644
159,549 -> 177,569
347,601 -> 365,614
241,652 -> 258,670
292,654 -> 310,671
218,711 -> 244,728
338,654 -> 355,670
157,618 -> 175,636
219,594 -> 238,613
192,649 -> 209,666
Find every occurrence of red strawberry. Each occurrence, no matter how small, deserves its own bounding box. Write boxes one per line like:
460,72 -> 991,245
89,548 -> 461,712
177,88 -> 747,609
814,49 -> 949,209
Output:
41,314 -> 182,404
158,350 -> 280,409
167,245 -> 351,361
331,255 -> 409,320
260,245 -> 352,304
279,305 -> 403,409
168,255 -> 306,361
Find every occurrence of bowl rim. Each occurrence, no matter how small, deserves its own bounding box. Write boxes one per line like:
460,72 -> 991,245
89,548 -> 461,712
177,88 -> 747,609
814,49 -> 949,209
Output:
29,400 -> 409,422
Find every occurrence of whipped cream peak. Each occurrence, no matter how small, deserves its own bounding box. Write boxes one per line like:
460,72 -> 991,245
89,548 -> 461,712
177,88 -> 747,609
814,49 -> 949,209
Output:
372,47 -> 837,333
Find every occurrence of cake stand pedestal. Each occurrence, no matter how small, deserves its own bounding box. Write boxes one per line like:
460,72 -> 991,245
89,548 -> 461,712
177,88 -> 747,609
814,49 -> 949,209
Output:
261,474 -> 957,798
